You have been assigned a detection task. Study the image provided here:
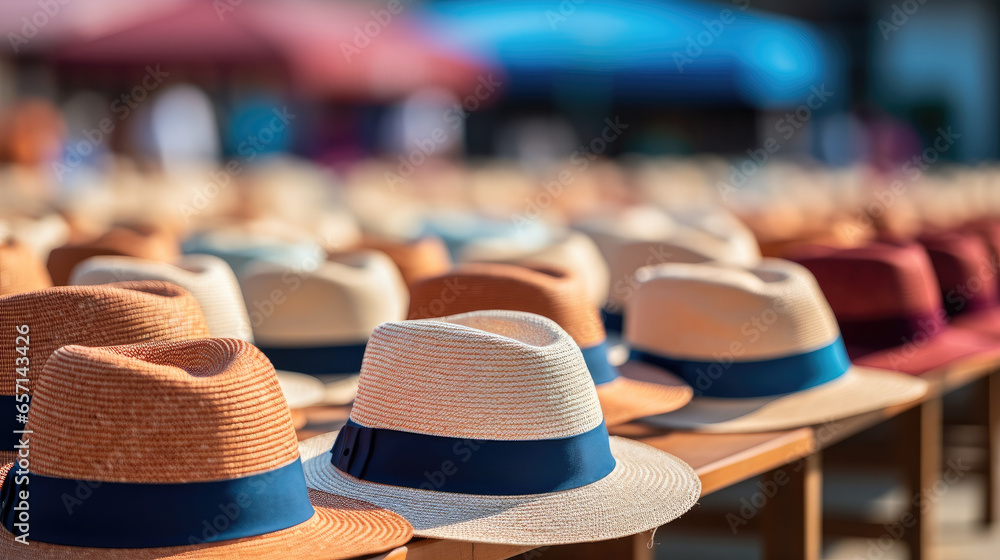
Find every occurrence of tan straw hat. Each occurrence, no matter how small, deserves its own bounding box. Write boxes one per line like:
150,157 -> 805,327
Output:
0,238 -> 52,295
627,259 -> 929,432
0,338 -> 413,558
300,310 -> 701,545
240,250 -> 408,405
0,281 -> 210,465
407,263 -> 692,426
458,229 -> 610,307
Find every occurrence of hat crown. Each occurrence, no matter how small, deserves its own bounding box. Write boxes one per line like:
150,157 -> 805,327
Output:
408,263 -> 605,347
29,338 -> 299,483
240,250 -> 408,345
627,259 -> 840,360
351,310 -> 604,440
0,282 -> 210,394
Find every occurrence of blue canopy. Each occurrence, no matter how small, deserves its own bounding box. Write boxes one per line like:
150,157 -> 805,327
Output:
420,0 -> 832,107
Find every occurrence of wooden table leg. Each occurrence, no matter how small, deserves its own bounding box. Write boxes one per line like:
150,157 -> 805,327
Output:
760,452 -> 822,560
899,398 -> 942,560
987,371 -> 1000,526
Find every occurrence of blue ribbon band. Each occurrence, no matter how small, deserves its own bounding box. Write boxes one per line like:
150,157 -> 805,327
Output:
630,336 -> 851,398
330,419 -> 617,495
601,309 -> 624,334
256,341 -> 367,376
0,395 -> 25,450
0,459 -> 315,548
580,341 -> 618,385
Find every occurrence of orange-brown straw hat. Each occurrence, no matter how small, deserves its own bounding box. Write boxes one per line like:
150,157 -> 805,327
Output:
0,238 -> 52,295
407,263 -> 693,426
46,225 -> 180,286
359,234 -> 452,287
0,338 -> 413,558
0,281 -> 210,465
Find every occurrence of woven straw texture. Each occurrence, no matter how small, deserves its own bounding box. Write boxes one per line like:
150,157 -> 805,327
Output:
0,339 -> 413,558
71,254 -> 254,342
240,250 -> 407,346
46,226 -> 179,286
407,264 -> 693,426
630,260 -> 928,432
0,238 -> 52,295
0,282 -> 210,396
301,310 -> 701,544
360,235 -> 452,286
458,231 -> 610,307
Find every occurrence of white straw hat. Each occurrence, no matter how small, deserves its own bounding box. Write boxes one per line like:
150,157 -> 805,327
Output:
69,255 -> 326,409
627,259 -> 929,432
240,250 -> 408,405
300,310 -> 701,545
458,229 -> 610,307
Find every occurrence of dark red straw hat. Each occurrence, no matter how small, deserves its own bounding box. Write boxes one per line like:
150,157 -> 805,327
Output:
919,229 -> 1000,339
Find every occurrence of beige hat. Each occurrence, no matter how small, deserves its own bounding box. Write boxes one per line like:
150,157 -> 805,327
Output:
240,250 -> 408,405
626,259 -> 929,432
576,205 -> 761,329
300,310 -> 701,545
458,230 -> 610,307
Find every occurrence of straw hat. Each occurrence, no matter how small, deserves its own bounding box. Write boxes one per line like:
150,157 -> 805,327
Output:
576,205 -> 761,330
0,281 -> 210,465
359,234 -> 452,287
0,213 -> 70,259
46,225 -> 180,286
182,224 -> 326,275
628,259 -> 928,432
0,338 -> 413,558
240,250 -> 408,405
407,263 -> 692,426
0,238 -> 52,295
300,310 -> 701,545
458,230 -> 610,307
791,242 -> 1000,375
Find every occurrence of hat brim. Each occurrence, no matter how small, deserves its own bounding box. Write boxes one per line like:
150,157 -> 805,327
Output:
275,371 -> 360,406
0,465 -> 412,559
275,371 -> 327,409
639,366 -> 928,433
849,326 -> 1000,377
299,431 -> 701,546
598,361 -> 693,427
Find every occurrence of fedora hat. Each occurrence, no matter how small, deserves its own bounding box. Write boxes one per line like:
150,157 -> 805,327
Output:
299,310 -> 701,545
407,263 -> 692,426
359,234 -> 452,287
240,250 -> 408,405
46,225 -> 180,286
458,230 -> 610,308
0,238 -> 52,295
790,242 -> 1000,375
628,259 -> 928,432
0,281 -> 211,465
576,205 -> 761,331
0,338 -> 413,558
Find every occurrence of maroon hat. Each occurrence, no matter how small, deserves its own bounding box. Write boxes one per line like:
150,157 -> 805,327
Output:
919,229 -> 1000,340
790,241 -> 1000,376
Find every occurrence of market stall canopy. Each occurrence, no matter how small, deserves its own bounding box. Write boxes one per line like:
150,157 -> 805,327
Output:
40,0 -> 493,101
419,0 -> 833,107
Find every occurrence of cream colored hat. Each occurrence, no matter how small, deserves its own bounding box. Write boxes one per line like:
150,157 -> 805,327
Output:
240,250 -> 408,405
576,205 -> 761,329
627,259 -> 929,433
300,310 -> 701,545
458,229 -> 610,307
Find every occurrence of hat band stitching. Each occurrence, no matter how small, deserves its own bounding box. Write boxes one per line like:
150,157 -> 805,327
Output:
330,419 -> 617,495
580,341 -> 618,385
630,336 -> 851,398
257,341 -> 367,375
0,459 -> 315,548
